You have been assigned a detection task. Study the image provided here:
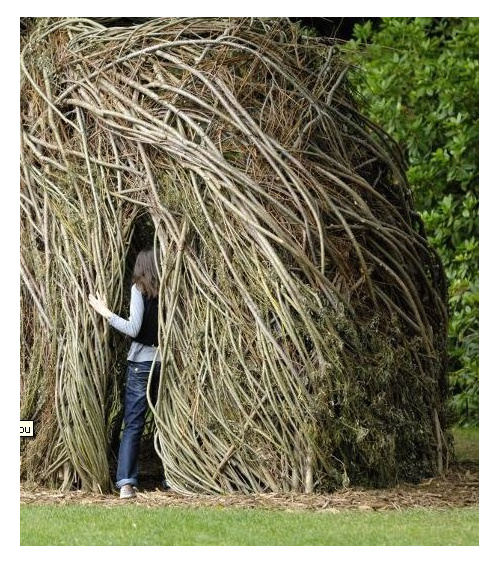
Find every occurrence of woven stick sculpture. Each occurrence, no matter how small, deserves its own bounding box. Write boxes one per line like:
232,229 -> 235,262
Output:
20,17 -> 449,494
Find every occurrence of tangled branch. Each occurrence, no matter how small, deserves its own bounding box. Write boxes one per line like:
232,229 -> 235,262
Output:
21,17 -> 449,494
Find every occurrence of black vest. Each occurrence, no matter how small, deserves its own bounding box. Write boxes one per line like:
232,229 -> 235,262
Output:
133,293 -> 159,347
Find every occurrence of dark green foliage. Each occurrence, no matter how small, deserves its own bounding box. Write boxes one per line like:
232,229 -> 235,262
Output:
344,18 -> 479,425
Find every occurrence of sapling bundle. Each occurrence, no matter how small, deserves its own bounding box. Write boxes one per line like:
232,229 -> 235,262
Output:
20,17 -> 450,494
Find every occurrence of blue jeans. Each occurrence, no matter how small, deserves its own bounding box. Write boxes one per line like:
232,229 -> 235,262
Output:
116,361 -> 160,488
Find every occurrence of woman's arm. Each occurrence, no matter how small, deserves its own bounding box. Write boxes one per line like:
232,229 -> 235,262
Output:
108,285 -> 144,338
89,285 -> 144,338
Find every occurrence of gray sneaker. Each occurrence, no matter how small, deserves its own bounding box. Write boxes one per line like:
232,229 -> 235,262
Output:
119,484 -> 137,499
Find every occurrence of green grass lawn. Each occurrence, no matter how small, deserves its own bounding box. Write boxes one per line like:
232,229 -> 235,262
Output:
20,505 -> 478,546
452,426 -> 479,462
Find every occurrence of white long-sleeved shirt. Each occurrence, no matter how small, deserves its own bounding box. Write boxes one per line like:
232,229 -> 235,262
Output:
108,284 -> 160,363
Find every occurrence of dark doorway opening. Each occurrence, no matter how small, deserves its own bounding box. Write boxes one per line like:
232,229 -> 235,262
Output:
108,211 -> 164,490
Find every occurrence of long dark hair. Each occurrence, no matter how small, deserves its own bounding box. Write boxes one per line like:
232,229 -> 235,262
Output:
132,248 -> 159,298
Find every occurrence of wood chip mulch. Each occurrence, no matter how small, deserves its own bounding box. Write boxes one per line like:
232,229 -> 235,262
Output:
20,462 -> 478,512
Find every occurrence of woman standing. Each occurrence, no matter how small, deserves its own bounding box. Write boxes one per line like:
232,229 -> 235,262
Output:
89,248 -> 161,499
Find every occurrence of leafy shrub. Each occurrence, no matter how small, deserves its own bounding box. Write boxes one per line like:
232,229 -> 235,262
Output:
344,17 -> 479,425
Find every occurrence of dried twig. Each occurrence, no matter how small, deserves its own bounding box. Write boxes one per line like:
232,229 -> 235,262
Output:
20,17 -> 449,494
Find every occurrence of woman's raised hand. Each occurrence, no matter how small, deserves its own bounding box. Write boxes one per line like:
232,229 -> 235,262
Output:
88,292 -> 112,320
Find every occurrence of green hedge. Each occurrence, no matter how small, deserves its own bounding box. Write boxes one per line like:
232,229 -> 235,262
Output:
344,17 -> 479,425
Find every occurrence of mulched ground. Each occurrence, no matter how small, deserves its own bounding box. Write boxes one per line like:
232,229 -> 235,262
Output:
20,461 -> 478,512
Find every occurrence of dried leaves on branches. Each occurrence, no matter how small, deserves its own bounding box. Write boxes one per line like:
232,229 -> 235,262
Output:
21,17 -> 449,494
